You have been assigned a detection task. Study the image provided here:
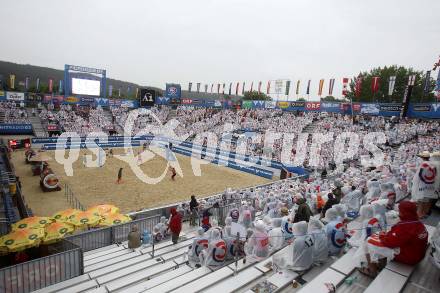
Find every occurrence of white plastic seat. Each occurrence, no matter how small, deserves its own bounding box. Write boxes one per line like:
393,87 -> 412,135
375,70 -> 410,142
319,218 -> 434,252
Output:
84,249 -> 134,267
59,279 -> 99,293
84,251 -> 142,273
146,267 -> 212,293
83,244 -> 119,257
84,245 -> 125,261
266,270 -> 299,290
204,267 -> 263,293
121,265 -> 193,293
88,255 -> 163,279
160,247 -> 190,261
297,268 -> 344,293
364,268 -> 407,293
330,248 -> 357,275
31,274 -> 91,293
105,261 -> 176,292
169,266 -> 234,293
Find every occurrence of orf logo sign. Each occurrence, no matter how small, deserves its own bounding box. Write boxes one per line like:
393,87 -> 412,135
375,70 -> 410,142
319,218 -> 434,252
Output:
306,102 -> 321,111
182,99 -> 192,104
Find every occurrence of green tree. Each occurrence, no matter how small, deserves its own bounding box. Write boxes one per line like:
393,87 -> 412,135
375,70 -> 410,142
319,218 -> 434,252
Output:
242,91 -> 272,101
347,65 -> 435,103
320,95 -> 346,102
297,97 -> 306,101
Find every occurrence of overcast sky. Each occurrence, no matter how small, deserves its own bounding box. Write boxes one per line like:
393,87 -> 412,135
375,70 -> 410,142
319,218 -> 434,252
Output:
1,0 -> 439,99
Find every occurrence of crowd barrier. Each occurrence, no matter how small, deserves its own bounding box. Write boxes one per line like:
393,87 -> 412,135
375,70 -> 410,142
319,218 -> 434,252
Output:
65,214 -> 161,252
0,240 -> 83,293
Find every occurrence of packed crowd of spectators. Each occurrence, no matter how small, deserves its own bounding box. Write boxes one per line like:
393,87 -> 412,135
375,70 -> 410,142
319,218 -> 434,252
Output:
0,101 -> 30,124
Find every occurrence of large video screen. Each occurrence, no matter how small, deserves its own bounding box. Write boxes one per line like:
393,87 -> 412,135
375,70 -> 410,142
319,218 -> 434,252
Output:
72,78 -> 101,96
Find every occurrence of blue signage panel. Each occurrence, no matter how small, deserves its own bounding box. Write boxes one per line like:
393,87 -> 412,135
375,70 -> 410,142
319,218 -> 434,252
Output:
0,124 -> 33,134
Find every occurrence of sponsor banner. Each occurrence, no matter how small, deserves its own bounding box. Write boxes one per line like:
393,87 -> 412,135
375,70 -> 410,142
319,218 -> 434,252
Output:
0,124 -> 33,134
352,103 -> 361,112
379,104 -> 402,112
47,124 -> 60,131
26,93 -> 43,102
290,102 -> 305,108
121,99 -> 137,108
412,105 -> 431,112
305,102 -> 321,111
63,96 -> 80,104
265,101 -> 276,109
6,91 -> 25,101
95,97 -> 109,106
241,101 -> 252,109
67,64 -> 104,74
321,102 -> 341,113
109,99 -> 122,107
191,98 -> 201,105
252,100 -> 265,108
214,100 -> 222,108
181,98 -> 192,104
139,89 -> 156,107
156,96 -> 170,105
277,101 -> 290,109
360,103 -> 380,115
80,96 -> 95,104
0,90 -> 5,100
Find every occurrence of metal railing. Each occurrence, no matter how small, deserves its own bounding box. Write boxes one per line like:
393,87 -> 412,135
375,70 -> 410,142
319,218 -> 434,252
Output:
0,240 -> 83,293
65,214 -> 161,252
64,184 -> 85,211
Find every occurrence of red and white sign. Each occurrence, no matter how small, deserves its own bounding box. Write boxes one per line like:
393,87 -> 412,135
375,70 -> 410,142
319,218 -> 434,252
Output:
181,98 -> 192,104
352,103 -> 361,112
306,102 -> 321,111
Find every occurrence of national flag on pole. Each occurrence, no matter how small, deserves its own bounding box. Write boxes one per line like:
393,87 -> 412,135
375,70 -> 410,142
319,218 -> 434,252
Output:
423,71 -> 431,94
228,83 -> 232,95
342,78 -> 349,96
135,87 -> 139,98
127,86 -> 131,94
211,84 -> 214,93
222,83 -> 225,94
242,82 -> 246,94
36,77 -> 40,92
25,76 -> 30,90
235,82 -> 239,95
118,87 -> 121,97
196,83 -> 201,93
204,84 -> 208,93
355,77 -> 362,98
258,81 -> 262,93
59,80 -> 63,94
371,77 -> 380,93
285,80 -> 291,96
328,78 -> 335,95
188,82 -> 192,92
318,79 -> 324,96
217,83 -> 220,94
435,70 -> 440,91
109,85 -> 113,96
306,80 -> 311,95
388,76 -> 396,96
49,79 -> 53,93
266,81 -> 271,95
9,74 -> 15,89
296,80 -> 300,95
250,82 -> 254,92
408,75 -> 416,86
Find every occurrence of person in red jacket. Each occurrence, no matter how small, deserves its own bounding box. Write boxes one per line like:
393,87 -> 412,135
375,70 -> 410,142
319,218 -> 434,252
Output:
380,201 -> 428,265
359,201 -> 428,277
169,207 -> 182,244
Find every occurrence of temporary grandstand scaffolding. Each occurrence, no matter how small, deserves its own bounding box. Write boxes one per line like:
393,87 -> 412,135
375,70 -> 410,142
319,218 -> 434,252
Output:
64,183 -> 86,211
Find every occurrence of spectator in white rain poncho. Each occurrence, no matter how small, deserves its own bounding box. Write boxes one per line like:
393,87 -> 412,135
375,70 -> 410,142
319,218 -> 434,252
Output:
308,218 -> 328,264
325,208 -> 347,256
412,151 -> 438,218
200,228 -> 227,267
245,220 -> 270,260
430,222 -> 440,269
273,221 -> 314,271
341,189 -> 364,218
239,203 -> 253,229
281,211 -> 295,240
348,205 -> 381,248
365,180 -> 381,202
268,218 -> 284,252
187,227 -> 209,266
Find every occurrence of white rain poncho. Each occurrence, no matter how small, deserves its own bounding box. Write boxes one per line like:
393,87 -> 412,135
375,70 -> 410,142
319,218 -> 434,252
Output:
275,221 -> 314,271
341,190 -> 364,217
267,202 -> 279,218
379,182 -> 396,209
308,218 -> 328,263
245,220 -> 270,260
325,208 -> 347,256
269,218 -> 284,252
187,227 -> 209,264
411,161 -> 438,201
348,205 -> 381,247
371,199 -> 388,229
201,228 -> 227,266
430,223 -> 440,269
263,215 -> 273,232
365,180 -> 381,202
229,206 -> 240,223
281,213 -> 294,240
239,205 -> 253,229
333,204 -> 347,221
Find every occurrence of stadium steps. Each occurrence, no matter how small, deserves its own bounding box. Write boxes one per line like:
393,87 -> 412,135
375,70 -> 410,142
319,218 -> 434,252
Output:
26,108 -> 47,137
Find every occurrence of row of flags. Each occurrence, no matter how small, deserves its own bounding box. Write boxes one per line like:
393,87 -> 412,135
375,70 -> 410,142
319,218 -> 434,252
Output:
187,71 -> 438,97
3,74 -> 138,97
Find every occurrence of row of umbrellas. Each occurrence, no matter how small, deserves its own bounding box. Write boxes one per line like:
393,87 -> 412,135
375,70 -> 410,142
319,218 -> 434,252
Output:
0,204 -> 131,254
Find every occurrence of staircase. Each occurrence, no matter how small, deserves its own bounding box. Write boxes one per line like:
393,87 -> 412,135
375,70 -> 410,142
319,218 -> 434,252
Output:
103,109 -> 124,135
0,111 -> 5,124
167,109 -> 177,120
26,108 -> 47,137
302,122 -> 317,134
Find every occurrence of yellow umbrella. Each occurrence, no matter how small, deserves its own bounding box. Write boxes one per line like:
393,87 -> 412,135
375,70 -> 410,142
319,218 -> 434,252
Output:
43,222 -> 75,244
0,235 -> 8,255
52,209 -> 81,222
88,204 -> 119,216
67,211 -> 102,227
98,213 -> 132,227
0,228 -> 44,252
11,217 -> 53,230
